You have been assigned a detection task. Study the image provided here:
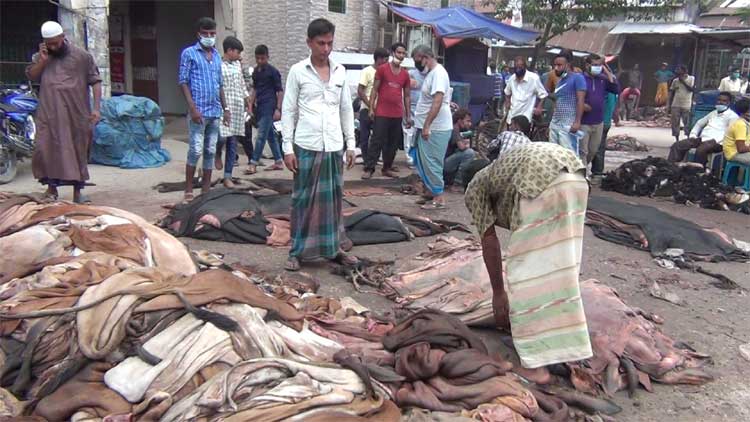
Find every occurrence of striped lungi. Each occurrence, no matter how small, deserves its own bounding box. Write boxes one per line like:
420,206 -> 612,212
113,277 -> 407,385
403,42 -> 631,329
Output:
289,147 -> 346,260
504,172 -> 592,368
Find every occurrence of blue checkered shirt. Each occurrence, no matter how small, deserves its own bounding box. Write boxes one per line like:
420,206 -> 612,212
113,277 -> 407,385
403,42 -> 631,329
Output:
178,42 -> 223,118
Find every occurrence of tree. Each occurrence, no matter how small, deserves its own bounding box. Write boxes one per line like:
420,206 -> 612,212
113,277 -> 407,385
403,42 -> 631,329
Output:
484,0 -> 679,69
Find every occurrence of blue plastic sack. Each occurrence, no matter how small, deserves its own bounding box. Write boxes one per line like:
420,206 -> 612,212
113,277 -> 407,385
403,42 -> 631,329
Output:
92,95 -> 171,169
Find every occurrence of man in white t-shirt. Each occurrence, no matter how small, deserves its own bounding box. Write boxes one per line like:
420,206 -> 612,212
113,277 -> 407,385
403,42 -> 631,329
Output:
503,56 -> 547,129
411,45 -> 453,210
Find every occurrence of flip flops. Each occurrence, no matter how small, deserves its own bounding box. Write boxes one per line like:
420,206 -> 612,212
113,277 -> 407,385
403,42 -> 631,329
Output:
420,201 -> 446,210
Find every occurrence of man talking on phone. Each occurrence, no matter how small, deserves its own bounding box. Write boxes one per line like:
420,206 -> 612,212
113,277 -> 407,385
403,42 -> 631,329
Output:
26,21 -> 102,203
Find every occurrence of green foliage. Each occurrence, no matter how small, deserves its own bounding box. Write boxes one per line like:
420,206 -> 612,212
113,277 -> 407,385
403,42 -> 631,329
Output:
485,0 -> 679,44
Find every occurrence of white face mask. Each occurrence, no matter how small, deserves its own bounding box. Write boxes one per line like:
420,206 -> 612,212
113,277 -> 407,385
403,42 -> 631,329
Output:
199,36 -> 216,48
590,65 -> 603,76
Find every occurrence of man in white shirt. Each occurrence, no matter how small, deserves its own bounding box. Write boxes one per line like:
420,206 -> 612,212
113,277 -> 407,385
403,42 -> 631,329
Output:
718,68 -> 748,94
281,18 -> 356,272
502,56 -> 547,129
411,45 -> 453,210
668,91 -> 738,167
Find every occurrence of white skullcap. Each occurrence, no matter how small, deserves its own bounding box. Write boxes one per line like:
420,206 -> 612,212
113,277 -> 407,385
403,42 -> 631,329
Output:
41,21 -> 64,39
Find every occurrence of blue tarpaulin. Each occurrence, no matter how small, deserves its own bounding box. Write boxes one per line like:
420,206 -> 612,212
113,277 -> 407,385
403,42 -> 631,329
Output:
387,4 -> 538,44
92,95 -> 171,169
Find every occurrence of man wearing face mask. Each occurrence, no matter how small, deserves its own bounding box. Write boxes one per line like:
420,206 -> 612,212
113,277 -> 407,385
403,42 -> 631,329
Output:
580,54 -> 618,166
668,91 -> 738,168
26,21 -> 102,204
178,17 -> 229,202
502,56 -> 547,131
363,42 -> 412,179
548,50 -> 587,155
718,68 -> 748,94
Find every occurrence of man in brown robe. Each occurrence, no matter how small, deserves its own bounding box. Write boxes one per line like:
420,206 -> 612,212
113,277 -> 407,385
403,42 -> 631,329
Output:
26,21 -> 102,203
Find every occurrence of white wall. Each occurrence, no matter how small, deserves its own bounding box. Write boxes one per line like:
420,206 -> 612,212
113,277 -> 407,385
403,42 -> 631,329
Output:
155,1 -> 213,114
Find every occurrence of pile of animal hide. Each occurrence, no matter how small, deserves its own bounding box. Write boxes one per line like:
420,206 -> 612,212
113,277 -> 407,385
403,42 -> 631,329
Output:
383,237 -> 714,401
586,196 -> 749,288
158,188 -> 467,246
601,157 -> 750,213
0,193 -> 571,422
626,107 -> 671,128
605,135 -> 649,152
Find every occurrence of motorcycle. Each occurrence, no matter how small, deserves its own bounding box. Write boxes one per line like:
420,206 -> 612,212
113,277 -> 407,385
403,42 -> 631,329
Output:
0,83 -> 38,183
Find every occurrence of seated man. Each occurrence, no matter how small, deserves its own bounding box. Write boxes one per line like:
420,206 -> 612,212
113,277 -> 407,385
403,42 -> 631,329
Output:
446,108 -> 472,158
487,115 -> 532,162
443,118 -> 475,187
668,91 -> 738,167
723,98 -> 750,165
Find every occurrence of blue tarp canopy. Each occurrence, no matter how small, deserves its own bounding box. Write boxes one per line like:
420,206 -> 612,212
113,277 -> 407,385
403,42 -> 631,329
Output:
386,4 -> 538,45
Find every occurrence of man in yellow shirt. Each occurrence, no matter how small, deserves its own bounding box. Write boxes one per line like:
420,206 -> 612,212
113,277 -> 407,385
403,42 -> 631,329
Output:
723,98 -> 750,165
357,48 -> 389,158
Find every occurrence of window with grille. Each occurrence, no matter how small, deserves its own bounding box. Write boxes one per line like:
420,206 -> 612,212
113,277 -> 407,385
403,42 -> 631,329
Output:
328,0 -> 346,14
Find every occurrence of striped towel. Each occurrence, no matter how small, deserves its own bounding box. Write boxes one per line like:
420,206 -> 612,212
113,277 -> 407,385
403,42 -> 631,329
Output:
505,172 -> 592,368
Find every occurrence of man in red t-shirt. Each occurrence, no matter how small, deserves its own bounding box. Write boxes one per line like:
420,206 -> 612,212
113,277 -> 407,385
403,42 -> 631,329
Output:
363,42 -> 412,179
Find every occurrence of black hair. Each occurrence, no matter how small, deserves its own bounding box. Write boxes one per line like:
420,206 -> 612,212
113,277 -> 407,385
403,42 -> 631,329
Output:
197,17 -> 216,31
718,91 -> 733,102
373,47 -> 389,61
223,36 -> 243,53
736,98 -> 750,115
307,18 -> 335,39
555,49 -> 573,63
391,42 -> 407,53
676,64 -> 688,73
585,53 -> 602,65
461,158 -> 491,188
453,108 -> 471,124
511,115 -> 531,136
254,44 -> 269,56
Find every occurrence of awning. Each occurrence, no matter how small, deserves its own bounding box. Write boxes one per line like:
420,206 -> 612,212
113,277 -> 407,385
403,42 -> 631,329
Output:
609,23 -> 703,35
697,14 -> 750,29
548,24 -> 625,56
385,3 -> 538,45
697,29 -> 750,46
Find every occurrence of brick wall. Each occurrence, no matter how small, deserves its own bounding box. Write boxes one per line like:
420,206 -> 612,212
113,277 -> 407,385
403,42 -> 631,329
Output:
310,0 -> 379,53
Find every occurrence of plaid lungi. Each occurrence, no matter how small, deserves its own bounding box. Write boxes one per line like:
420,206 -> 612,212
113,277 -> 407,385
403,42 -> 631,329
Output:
505,172 -> 592,368
289,147 -> 345,260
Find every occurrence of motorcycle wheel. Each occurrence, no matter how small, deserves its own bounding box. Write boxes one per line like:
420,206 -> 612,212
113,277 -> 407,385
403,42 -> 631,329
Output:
0,148 -> 18,184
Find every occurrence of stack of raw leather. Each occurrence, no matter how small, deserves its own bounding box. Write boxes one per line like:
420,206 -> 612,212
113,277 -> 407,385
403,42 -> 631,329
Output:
601,157 -> 750,213
382,309 -> 539,420
0,194 -> 400,421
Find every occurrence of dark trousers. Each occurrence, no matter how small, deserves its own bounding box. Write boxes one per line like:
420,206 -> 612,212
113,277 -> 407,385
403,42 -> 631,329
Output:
668,138 -> 723,166
358,108 -> 372,158
216,136 -> 240,178
365,116 -> 402,172
591,125 -> 610,175
238,120 -> 254,163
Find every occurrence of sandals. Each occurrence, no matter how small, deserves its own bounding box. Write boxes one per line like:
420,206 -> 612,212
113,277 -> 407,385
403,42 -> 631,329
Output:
244,165 -> 257,175
74,195 -> 92,204
183,192 -> 195,203
420,201 -> 446,210
285,257 -> 300,272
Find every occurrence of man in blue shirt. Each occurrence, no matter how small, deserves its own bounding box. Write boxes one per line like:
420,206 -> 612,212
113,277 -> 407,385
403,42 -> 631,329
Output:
549,50 -> 587,155
246,44 -> 284,174
179,17 -> 228,202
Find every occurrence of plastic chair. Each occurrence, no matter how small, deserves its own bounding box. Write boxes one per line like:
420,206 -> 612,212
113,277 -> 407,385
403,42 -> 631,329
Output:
722,161 -> 750,191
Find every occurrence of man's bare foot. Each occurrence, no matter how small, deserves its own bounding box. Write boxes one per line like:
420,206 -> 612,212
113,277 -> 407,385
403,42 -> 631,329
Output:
214,157 -> 223,171
223,178 -> 235,188
44,187 -> 58,200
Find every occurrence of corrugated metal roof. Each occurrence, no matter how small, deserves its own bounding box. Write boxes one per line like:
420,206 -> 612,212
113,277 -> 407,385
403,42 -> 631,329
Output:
609,23 -> 703,34
720,0 -> 750,8
548,24 -> 625,56
697,15 -> 749,29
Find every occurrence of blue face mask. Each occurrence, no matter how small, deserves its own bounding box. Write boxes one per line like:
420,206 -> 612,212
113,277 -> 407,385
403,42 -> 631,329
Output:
590,65 -> 603,76
716,104 -> 728,113
199,36 -> 216,48
731,72 -> 740,80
